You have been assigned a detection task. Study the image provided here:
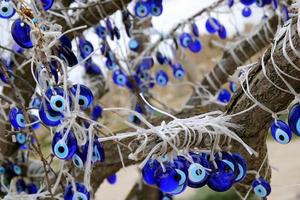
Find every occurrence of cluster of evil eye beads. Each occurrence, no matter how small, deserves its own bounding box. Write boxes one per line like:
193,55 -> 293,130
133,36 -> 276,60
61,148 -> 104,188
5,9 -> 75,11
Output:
143,151 -> 271,199
269,103 -> 300,145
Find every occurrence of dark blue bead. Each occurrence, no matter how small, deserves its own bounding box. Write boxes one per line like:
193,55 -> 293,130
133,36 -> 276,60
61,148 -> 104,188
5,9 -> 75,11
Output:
156,51 -> 166,65
16,179 -> 26,193
59,35 -> 72,50
150,0 -> 163,16
232,153 -> 247,182
242,7 -> 252,17
229,82 -> 238,93
218,25 -> 227,39
27,183 -> 38,194
52,130 -> 77,160
227,0 -> 234,7
39,104 -> 63,127
172,65 -> 185,79
179,33 -> 192,48
217,88 -> 231,103
191,23 -> 200,37
270,120 -> 292,144
240,0 -> 255,5
188,39 -> 202,53
91,105 -> 103,121
142,159 -> 160,185
113,69 -> 128,87
154,164 -> 179,193
155,70 -> 169,87
107,174 -> 117,184
252,177 -> 271,198
41,0 -> 54,10
288,103 -> 300,136
84,137 -> 105,164
11,19 -> 33,48
72,147 -> 86,169
205,18 -> 221,34
281,5 -> 290,21
9,107 -> 26,129
84,62 -> 102,75
64,183 -> 90,200
95,25 -> 107,39
57,46 -> 78,67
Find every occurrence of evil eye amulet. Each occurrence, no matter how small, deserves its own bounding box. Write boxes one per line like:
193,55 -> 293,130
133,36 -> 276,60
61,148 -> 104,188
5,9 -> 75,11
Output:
188,39 -> 202,53
41,0 -> 54,11
150,0 -> 163,16
39,104 -> 63,127
179,33 -> 192,48
45,87 -> 67,112
0,0 -> 15,19
72,148 -> 86,169
187,163 -> 208,188
113,69 -> 128,87
16,133 -> 26,145
172,66 -> 185,79
205,17 -> 221,34
229,82 -> 238,93
191,23 -> 200,37
168,169 -> 187,195
52,130 -> 78,160
270,120 -> 292,144
142,159 -> 160,185
84,138 -> 105,163
107,174 -> 117,184
288,103 -> 300,136
91,104 -> 103,121
242,7 -> 252,17
218,25 -> 227,39
95,25 -> 106,39
154,164 -> 180,193
252,177 -> 271,198
64,183 -> 90,200
70,84 -> 94,109
232,153 -> 247,182
79,38 -> 94,59
156,51 -> 166,65
134,1 -> 150,18
217,88 -> 231,103
129,38 -> 140,52
240,0 -> 255,5
155,70 -> 168,87
11,19 -> 33,49
9,107 -> 26,129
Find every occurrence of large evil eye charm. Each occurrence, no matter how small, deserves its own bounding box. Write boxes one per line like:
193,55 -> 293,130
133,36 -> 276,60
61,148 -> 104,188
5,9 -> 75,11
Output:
134,1 -> 150,18
41,0 -> 54,10
70,84 -> 94,109
27,183 -> 38,194
154,164 -> 180,193
0,0 -> 15,19
150,0 -> 163,16
217,88 -> 231,103
13,164 -> 22,176
207,152 -> 237,192
52,130 -> 77,160
156,51 -> 166,65
155,70 -> 168,87
232,153 -> 247,182
107,174 -> 117,184
288,103 -> 300,136
172,66 -> 185,79
9,107 -> 26,129
79,38 -> 94,59
64,183 -> 90,200
39,104 -> 63,127
129,38 -> 140,52
95,25 -> 106,39
142,159 -> 160,185
15,179 -> 26,193
191,22 -> 199,37
113,69 -> 128,87
179,33 -> 192,48
205,17 -> 221,34
270,120 -> 292,144
252,177 -> 271,198
188,39 -> 202,53
11,19 -> 33,48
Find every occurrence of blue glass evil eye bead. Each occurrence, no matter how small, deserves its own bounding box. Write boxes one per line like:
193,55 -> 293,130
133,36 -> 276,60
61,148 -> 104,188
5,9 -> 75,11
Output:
281,5 -> 290,22
217,88 -> 231,103
155,70 -> 168,87
142,159 -> 160,185
95,25 -> 106,39
0,0 -> 16,19
113,69 -> 128,87
27,183 -> 38,194
150,0 -> 163,16
72,148 -> 86,169
52,130 -> 77,160
13,164 -> 22,176
16,179 -> 26,193
191,23 -> 200,37
232,153 -> 247,182
172,66 -> 185,79
242,7 -> 252,17
205,17 -> 221,34
134,1 -> 150,18
240,0 -> 255,5
227,0 -> 234,7
107,174 -> 117,184
79,38 -> 94,59
57,46 -> 78,67
129,38 -> 140,52
91,104 -> 103,121
16,133 -> 26,144
229,82 -> 238,93
189,39 -> 202,53
187,163 -> 208,188
39,104 -> 63,127
84,62 -> 102,75
84,138 -> 105,163
252,177 -> 271,198
11,19 -> 33,49
179,33 -> 192,48
45,87 -> 66,112
9,107 -> 26,129
218,25 -> 227,39
154,165 -> 180,193
64,183 -> 90,200
288,103 -> 300,136
41,0 -> 54,11
70,84 -> 94,109
59,35 -> 72,50
270,120 -> 292,144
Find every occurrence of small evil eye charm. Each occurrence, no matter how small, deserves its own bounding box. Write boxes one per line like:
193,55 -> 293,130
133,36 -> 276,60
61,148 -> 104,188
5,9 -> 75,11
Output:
172,66 -> 185,79
16,133 -> 26,145
187,163 -> 208,188
179,33 -> 192,48
288,103 -> 300,136
242,7 -> 252,17
232,153 -> 247,182
217,88 -> 231,103
72,148 -> 86,169
156,51 -> 166,65
129,38 -> 140,52
11,19 -> 33,48
240,0 -> 255,5
57,46 -> 78,67
229,82 -> 238,93
15,179 -> 26,193
188,39 -> 202,53
0,0 -> 16,19
9,107 -> 26,129
154,164 -> 180,193
39,104 -> 63,127
64,183 -> 90,200
95,25 -> 107,39
45,87 -> 66,112
205,17 -> 221,34
227,0 -> 234,7
52,130 -> 78,160
84,138 -> 105,163
155,70 -> 169,87
0,165 -> 5,175
107,174 -> 117,184
113,69 -> 128,87
59,35 -> 72,50
91,104 -> 103,121
218,25 -> 227,39
70,84 -> 94,109
41,0 -> 54,11
191,22 -> 199,37
13,164 -> 22,176
27,183 -> 38,194
281,5 -> 290,22
270,120 -> 292,144
150,0 -> 163,16
252,177 -> 271,198
142,159 -> 160,185
168,168 -> 187,195
84,62 -> 102,75
79,38 -> 94,59
134,1 -> 150,18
